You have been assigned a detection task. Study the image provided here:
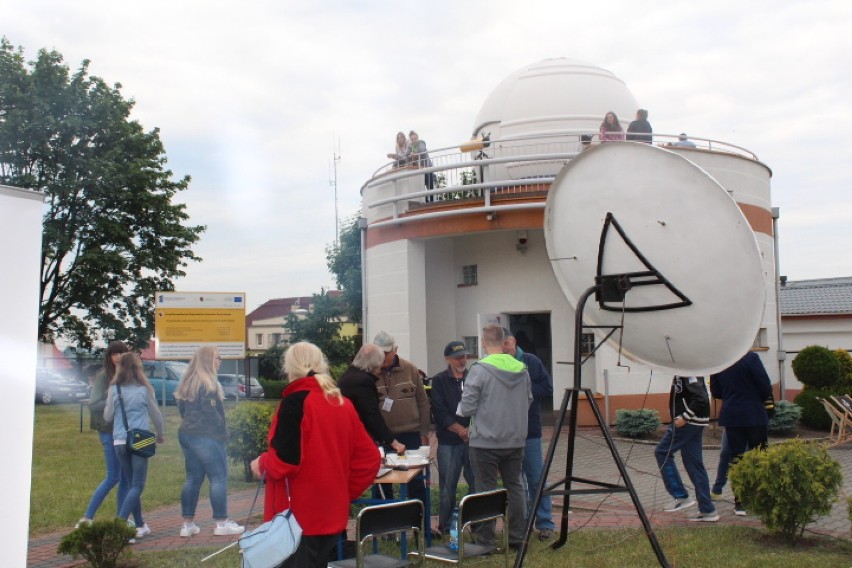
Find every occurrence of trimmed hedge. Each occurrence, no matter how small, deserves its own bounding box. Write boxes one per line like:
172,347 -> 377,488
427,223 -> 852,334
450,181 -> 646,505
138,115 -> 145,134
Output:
792,345 -> 841,389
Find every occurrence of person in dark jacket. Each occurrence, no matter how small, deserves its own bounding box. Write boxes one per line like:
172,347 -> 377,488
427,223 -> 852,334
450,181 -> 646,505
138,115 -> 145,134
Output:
338,343 -> 406,455
654,376 -> 718,522
626,109 -> 653,143
430,340 -> 476,535
710,351 -> 773,515
503,328 -> 556,541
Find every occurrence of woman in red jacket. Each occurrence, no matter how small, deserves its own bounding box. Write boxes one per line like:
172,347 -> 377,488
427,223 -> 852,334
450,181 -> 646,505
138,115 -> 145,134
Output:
251,342 -> 380,567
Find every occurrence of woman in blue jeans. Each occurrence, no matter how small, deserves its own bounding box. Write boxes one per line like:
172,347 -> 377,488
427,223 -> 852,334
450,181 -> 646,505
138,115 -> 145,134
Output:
104,352 -> 165,541
174,346 -> 244,537
77,341 -> 132,528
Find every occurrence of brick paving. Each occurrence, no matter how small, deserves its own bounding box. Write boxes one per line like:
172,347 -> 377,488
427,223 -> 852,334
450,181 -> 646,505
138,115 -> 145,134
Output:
28,426 -> 851,567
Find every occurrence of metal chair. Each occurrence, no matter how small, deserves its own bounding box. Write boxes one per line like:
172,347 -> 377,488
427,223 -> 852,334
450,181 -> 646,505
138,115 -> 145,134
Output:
424,488 -> 509,567
328,499 -> 424,568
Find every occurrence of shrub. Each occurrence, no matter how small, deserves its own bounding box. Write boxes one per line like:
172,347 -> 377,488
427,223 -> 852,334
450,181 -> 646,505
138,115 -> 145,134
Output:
767,400 -> 801,435
226,402 -> 276,481
794,388 -> 835,430
259,378 -> 286,399
614,408 -> 661,438
57,519 -> 135,568
834,349 -> 852,389
729,439 -> 842,541
792,345 -> 842,389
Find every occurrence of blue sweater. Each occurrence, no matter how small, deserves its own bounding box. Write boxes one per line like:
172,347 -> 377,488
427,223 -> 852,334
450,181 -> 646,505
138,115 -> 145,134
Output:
710,352 -> 772,428
515,347 -> 553,439
429,367 -> 471,446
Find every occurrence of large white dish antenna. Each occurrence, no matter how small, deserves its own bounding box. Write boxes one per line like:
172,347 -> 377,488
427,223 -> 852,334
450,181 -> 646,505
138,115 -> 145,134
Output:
545,143 -> 765,376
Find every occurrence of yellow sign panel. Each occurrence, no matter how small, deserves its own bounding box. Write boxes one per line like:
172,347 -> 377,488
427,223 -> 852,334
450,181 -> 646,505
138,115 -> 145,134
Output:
154,292 -> 246,359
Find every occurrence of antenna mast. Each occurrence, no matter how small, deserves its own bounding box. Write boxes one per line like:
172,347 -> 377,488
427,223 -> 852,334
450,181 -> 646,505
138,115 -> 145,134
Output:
330,137 -> 341,247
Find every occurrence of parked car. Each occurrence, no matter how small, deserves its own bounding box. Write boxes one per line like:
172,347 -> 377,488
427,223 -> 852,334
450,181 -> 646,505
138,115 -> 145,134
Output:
217,374 -> 265,400
142,360 -> 189,405
35,368 -> 89,405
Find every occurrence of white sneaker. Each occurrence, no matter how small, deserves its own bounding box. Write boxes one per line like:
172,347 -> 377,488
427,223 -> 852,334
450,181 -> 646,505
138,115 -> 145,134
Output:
135,523 -> 151,538
126,520 -> 137,544
688,512 -> 720,522
75,518 -> 92,529
663,498 -> 696,512
214,520 -> 245,536
180,522 -> 201,537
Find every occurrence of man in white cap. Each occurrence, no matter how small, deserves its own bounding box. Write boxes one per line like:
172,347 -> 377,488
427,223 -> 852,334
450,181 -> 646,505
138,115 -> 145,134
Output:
372,330 -> 431,503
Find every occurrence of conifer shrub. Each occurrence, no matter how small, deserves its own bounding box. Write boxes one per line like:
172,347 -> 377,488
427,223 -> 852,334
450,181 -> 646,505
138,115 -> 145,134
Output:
57,519 -> 135,568
614,408 -> 661,438
767,400 -> 801,435
258,378 -> 285,399
791,345 -> 841,389
794,388 -> 835,430
834,348 -> 852,389
729,439 -> 842,541
226,402 -> 276,481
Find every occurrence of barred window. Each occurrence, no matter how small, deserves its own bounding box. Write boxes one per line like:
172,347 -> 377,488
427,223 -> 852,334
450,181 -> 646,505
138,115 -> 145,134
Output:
580,333 -> 595,356
461,264 -> 478,286
463,336 -> 479,358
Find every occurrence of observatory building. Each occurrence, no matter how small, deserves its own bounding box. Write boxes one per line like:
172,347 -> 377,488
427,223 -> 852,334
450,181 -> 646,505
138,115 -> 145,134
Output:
360,58 -> 780,421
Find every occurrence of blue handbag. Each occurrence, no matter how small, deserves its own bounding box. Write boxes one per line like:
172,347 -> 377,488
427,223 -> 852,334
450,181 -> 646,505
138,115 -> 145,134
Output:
239,477 -> 302,568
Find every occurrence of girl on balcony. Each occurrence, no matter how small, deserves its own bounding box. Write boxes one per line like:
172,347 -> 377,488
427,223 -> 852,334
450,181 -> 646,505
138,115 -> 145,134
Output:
599,111 -> 626,142
386,131 -> 410,167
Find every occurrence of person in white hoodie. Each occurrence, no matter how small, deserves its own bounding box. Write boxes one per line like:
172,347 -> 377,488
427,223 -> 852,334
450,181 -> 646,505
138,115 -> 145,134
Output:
457,323 -> 532,549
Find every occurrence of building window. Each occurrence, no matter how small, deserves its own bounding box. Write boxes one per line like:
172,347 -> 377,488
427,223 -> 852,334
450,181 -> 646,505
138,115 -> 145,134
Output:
460,264 -> 478,286
255,333 -> 263,347
752,328 -> 768,350
580,333 -> 595,356
463,336 -> 479,358
270,333 -> 284,346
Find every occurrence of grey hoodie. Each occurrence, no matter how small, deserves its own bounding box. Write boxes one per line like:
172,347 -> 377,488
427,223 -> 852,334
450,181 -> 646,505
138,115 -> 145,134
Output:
457,353 -> 532,449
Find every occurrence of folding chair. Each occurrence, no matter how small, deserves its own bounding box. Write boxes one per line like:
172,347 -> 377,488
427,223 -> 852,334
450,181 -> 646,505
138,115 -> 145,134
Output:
831,394 -> 852,416
816,397 -> 852,447
328,499 -> 424,568
424,488 -> 509,567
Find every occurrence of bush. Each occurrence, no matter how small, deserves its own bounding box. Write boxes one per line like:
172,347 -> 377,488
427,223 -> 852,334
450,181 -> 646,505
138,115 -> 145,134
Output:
57,519 -> 135,568
834,349 -> 852,389
226,402 -> 276,481
259,378 -> 286,399
767,400 -> 801,435
614,408 -> 661,438
729,439 -> 842,541
792,346 -> 842,389
794,388 -> 836,430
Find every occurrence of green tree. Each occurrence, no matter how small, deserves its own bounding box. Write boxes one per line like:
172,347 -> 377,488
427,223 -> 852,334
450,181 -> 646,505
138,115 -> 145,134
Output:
285,290 -> 356,368
0,39 -> 204,348
325,213 -> 362,322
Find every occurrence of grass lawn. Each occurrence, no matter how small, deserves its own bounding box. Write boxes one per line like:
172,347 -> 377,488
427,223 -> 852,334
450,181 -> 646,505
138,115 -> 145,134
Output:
29,401 -> 267,534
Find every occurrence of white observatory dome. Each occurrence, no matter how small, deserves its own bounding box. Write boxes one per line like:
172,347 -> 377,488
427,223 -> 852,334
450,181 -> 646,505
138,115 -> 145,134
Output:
472,58 -> 639,139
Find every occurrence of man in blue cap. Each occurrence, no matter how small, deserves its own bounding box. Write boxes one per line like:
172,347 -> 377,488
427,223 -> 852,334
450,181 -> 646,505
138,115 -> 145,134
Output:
429,340 -> 476,536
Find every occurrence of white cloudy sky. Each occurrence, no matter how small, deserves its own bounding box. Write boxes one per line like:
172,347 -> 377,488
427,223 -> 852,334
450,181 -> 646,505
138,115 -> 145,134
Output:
5,0 -> 852,312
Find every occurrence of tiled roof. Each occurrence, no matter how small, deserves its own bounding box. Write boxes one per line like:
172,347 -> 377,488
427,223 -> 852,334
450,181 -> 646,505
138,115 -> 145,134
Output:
779,277 -> 852,316
246,296 -> 314,326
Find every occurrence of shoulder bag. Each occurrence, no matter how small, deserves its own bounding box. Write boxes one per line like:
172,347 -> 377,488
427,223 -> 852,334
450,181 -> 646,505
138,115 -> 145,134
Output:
116,384 -> 157,457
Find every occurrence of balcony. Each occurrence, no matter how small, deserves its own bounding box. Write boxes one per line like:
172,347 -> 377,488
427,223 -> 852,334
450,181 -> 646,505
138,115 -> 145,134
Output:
361,132 -> 759,229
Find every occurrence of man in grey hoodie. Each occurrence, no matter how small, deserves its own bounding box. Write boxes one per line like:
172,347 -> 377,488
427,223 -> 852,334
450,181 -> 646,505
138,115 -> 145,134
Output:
457,323 -> 532,549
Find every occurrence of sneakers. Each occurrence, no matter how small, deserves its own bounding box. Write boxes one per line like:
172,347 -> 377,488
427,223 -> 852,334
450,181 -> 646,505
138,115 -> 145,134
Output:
688,512 -> 720,522
710,490 -> 723,501
734,505 -> 747,516
663,498 -> 696,512
537,528 -> 555,542
214,520 -> 246,536
74,518 -> 92,529
135,523 -> 151,539
126,520 -> 137,544
180,522 -> 201,537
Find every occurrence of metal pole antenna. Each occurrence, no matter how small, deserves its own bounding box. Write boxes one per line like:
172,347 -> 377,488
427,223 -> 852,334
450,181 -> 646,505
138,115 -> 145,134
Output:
330,140 -> 341,248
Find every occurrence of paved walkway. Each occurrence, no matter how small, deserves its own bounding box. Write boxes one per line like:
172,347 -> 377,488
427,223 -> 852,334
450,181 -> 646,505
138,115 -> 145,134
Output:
28,426 -> 852,567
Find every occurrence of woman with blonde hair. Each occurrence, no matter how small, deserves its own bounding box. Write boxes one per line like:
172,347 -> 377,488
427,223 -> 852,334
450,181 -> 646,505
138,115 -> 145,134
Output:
104,352 -> 165,541
251,342 -> 380,567
174,346 -> 244,537
386,131 -> 410,167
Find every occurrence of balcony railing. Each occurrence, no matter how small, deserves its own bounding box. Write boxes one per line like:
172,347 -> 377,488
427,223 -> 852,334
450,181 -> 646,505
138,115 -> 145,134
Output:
361,132 -> 758,228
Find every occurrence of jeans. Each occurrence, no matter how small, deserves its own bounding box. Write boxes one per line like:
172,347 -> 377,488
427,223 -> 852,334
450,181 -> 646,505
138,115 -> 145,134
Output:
469,446 -> 527,546
436,443 -> 475,532
712,430 -> 731,494
654,423 -> 715,515
179,432 -> 229,519
523,437 -> 555,530
115,444 -> 147,524
83,432 -> 129,520
724,426 -> 768,502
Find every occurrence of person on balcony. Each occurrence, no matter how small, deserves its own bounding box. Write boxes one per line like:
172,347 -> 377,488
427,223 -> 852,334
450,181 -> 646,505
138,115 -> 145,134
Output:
672,133 -> 697,148
626,109 -> 653,143
408,130 -> 436,201
386,131 -> 410,167
599,111 -> 626,142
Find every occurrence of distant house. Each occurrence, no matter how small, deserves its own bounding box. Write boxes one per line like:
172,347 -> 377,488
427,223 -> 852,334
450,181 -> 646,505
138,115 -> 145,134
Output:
780,276 -> 852,396
246,290 -> 355,354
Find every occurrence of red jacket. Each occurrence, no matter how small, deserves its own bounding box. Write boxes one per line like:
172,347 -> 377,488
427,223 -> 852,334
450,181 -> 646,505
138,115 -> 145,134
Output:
258,377 -> 380,535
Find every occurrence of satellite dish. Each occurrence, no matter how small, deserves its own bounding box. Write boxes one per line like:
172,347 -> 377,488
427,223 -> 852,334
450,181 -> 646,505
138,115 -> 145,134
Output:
545,142 -> 765,376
